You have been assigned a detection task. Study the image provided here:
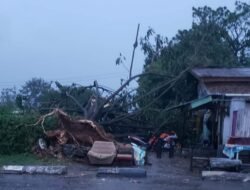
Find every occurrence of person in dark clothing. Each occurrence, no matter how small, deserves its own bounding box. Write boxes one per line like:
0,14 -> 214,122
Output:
155,138 -> 164,158
168,139 -> 175,158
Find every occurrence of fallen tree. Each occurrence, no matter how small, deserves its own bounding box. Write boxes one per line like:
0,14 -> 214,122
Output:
28,25 -> 193,161
33,109 -> 114,146
31,109 -> 115,159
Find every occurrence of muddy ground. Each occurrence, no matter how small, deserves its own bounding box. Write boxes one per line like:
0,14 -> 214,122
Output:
0,153 -> 249,190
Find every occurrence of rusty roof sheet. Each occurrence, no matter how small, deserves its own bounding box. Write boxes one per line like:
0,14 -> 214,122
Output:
191,68 -> 250,78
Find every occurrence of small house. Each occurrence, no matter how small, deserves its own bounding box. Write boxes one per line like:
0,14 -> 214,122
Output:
190,68 -> 250,149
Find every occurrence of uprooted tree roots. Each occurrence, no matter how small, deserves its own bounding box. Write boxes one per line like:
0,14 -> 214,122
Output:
32,109 -> 115,159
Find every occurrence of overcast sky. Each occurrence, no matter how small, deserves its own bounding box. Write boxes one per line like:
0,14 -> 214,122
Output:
0,0 -> 248,91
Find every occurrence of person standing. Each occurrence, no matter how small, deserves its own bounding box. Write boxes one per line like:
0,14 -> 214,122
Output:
168,139 -> 175,158
155,137 -> 164,158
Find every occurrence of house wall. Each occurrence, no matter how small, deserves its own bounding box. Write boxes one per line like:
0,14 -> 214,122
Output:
235,108 -> 250,137
223,98 -> 246,144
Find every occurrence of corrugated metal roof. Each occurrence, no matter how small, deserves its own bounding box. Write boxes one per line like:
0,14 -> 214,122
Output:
191,68 -> 250,78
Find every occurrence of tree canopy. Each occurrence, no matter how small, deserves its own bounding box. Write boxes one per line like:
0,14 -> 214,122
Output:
137,1 -> 250,133
0,1 -> 249,150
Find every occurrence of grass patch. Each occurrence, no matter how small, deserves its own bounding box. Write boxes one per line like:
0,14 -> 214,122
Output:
0,153 -> 65,166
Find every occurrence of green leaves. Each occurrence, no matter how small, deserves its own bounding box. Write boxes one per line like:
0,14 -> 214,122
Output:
193,1 -> 250,65
115,53 -> 126,66
18,78 -> 53,111
0,113 -> 41,154
137,2 -> 250,134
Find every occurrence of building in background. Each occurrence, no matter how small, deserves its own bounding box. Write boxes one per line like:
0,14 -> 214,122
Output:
190,68 -> 250,150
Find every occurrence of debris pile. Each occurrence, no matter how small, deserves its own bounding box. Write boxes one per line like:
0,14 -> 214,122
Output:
33,109 -> 114,160
32,109 -> 146,166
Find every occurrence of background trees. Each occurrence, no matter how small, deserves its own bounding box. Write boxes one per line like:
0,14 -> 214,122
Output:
192,1 -> 250,65
17,78 -> 53,111
137,1 -> 250,135
0,87 -> 17,112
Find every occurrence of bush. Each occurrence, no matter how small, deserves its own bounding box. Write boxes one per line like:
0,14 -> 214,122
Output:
0,112 -> 42,154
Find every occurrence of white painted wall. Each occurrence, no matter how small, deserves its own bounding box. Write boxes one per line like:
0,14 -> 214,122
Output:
222,98 -> 246,144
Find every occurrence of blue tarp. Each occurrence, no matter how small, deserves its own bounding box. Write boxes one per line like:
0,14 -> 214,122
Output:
131,143 -> 146,166
223,144 -> 250,159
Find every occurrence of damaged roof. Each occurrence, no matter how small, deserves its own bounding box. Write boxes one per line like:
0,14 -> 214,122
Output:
191,68 -> 250,79
190,68 -> 250,96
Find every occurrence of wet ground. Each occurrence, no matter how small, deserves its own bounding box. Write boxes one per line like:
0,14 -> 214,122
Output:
0,153 -> 249,190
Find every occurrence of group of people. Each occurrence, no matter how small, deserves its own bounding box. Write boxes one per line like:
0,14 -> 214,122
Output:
128,131 -> 178,160
148,131 -> 178,159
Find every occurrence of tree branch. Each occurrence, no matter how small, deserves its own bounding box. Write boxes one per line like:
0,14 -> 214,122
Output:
65,92 -> 87,117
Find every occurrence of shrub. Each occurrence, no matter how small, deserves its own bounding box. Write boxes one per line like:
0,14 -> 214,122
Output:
0,112 -> 42,154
